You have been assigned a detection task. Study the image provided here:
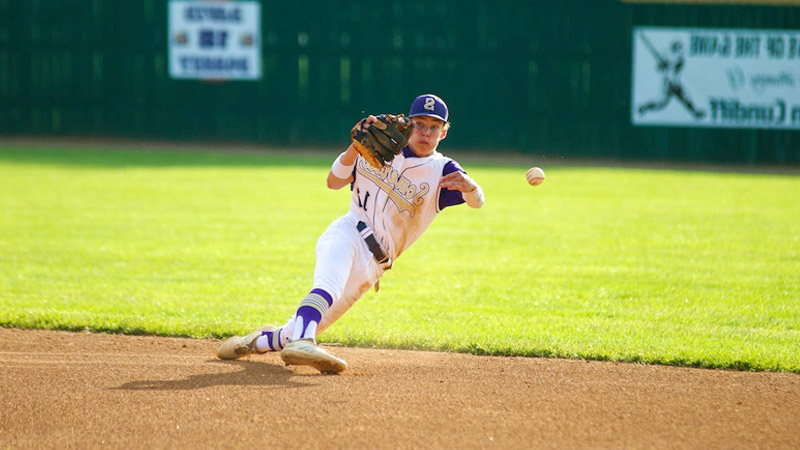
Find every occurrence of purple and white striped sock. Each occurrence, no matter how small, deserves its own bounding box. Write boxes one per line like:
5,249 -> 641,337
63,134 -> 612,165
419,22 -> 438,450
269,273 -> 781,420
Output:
291,288 -> 333,341
254,327 -> 284,352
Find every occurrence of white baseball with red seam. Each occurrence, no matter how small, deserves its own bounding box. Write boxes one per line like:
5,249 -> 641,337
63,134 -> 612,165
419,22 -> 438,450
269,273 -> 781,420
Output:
526,167 -> 545,186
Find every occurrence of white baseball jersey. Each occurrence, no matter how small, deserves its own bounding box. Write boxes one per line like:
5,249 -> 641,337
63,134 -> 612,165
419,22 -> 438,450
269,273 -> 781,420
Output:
279,147 -> 469,336
349,147 -> 466,261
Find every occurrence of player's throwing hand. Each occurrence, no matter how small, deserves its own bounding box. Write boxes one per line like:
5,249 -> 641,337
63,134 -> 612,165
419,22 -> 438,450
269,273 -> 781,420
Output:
440,171 -> 479,193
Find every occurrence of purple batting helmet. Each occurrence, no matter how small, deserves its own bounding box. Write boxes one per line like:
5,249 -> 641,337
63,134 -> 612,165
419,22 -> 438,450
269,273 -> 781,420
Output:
409,94 -> 449,122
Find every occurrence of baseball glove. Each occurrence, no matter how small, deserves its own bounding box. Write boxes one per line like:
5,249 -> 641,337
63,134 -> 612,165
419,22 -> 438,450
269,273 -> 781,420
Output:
350,114 -> 414,169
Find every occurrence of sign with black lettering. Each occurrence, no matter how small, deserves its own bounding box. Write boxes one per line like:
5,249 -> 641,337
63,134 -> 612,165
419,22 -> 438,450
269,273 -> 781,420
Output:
169,0 -> 260,80
632,27 -> 800,129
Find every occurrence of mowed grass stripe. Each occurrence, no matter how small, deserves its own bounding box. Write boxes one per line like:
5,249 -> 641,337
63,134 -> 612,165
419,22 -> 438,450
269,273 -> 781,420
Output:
0,147 -> 798,371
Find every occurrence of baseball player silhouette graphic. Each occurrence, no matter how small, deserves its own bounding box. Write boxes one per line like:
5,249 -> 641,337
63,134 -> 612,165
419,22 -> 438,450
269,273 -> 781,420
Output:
637,34 -> 706,120
216,94 -> 484,373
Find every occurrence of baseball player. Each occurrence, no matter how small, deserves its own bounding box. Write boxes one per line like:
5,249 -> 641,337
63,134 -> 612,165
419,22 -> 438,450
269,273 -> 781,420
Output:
217,94 -> 484,373
637,39 -> 706,119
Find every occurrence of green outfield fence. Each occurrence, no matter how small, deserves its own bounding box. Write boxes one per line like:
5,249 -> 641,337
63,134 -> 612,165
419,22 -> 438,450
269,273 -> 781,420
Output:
1,0 -> 798,163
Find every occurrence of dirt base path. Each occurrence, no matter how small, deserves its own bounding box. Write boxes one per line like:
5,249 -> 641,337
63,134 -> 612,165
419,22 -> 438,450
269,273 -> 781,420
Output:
1,328 -> 798,449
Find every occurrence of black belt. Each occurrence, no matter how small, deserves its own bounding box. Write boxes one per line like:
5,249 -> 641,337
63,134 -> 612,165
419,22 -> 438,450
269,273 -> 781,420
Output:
356,221 -> 391,269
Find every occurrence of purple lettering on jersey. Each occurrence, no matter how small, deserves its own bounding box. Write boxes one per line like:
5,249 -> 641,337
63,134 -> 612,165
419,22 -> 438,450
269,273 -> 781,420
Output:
439,160 -> 466,210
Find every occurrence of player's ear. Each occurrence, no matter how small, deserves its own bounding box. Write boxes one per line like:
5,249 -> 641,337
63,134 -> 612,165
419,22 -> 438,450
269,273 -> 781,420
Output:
439,127 -> 448,140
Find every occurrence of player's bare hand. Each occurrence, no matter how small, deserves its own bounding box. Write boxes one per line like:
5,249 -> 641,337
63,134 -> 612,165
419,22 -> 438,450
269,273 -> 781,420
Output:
440,171 -> 478,193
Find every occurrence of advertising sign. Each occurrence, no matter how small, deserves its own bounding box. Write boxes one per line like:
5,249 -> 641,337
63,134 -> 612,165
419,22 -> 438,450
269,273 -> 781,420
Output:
632,27 -> 800,129
169,0 -> 261,80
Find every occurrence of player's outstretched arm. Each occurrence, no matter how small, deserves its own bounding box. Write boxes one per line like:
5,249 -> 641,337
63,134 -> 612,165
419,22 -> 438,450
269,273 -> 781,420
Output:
327,144 -> 359,190
440,171 -> 484,208
328,116 -> 383,190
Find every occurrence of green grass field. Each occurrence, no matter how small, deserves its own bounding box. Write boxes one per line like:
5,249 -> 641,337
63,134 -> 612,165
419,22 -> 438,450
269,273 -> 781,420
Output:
1,144 -> 798,372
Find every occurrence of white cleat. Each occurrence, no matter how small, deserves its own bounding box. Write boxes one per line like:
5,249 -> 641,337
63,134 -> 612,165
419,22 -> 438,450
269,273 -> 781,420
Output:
216,324 -> 276,360
280,338 -> 347,374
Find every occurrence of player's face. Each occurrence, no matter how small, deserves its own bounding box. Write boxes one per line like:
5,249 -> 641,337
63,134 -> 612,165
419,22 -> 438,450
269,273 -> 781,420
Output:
408,116 -> 448,157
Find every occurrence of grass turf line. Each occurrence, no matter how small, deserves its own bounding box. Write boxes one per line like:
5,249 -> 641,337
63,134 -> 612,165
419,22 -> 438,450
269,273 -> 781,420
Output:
0,146 -> 798,372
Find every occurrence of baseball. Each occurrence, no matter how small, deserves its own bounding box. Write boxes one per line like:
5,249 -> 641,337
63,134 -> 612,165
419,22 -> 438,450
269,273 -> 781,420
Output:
526,167 -> 545,186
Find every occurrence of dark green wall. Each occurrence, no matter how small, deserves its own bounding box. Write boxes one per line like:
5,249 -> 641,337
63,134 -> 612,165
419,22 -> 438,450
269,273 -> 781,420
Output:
1,0 -> 798,163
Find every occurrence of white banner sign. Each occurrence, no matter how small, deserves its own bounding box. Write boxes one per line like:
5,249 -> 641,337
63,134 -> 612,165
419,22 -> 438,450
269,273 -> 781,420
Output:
168,0 -> 261,80
631,27 -> 800,129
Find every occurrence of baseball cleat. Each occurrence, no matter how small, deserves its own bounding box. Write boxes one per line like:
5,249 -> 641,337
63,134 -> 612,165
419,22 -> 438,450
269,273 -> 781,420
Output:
216,324 -> 276,360
280,338 -> 347,374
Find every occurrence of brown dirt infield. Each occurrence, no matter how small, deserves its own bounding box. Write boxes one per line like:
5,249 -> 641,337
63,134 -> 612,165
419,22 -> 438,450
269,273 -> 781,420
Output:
1,328 -> 798,449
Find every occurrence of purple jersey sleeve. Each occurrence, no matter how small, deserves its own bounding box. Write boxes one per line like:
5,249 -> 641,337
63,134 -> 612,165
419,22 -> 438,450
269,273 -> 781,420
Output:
438,160 -> 466,210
